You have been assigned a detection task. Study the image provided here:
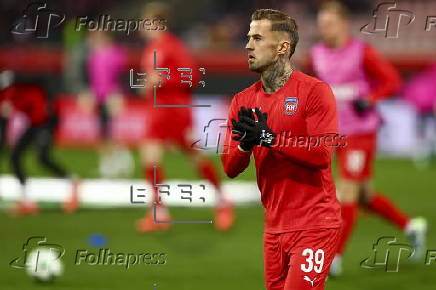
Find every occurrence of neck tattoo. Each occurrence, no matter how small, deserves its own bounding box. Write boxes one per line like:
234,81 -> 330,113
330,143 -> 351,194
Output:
261,56 -> 293,94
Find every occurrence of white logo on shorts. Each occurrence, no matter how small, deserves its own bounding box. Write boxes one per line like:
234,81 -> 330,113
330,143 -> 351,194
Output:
304,275 -> 317,287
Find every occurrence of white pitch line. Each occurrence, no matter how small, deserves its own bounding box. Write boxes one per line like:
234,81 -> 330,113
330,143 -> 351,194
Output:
0,175 -> 260,207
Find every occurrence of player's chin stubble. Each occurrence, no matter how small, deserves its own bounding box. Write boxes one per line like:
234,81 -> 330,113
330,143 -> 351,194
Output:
248,61 -> 265,73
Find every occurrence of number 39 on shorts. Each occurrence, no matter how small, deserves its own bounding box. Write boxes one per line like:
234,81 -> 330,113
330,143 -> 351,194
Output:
300,248 -> 324,273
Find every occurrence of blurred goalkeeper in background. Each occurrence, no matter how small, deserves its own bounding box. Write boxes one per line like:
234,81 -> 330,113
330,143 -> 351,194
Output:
308,1 -> 427,276
136,2 -> 234,232
0,71 -> 79,215
80,30 -> 132,178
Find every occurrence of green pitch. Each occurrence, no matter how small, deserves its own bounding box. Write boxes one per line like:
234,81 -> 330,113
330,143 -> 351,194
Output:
1,149 -> 435,290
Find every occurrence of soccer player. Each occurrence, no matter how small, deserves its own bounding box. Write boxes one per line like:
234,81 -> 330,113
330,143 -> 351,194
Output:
222,9 -> 342,290
309,1 -> 427,276
0,79 -> 79,215
83,30 -> 131,178
136,2 -> 234,232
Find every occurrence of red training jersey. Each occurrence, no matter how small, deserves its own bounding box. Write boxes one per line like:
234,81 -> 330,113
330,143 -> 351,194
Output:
221,71 -> 342,233
0,83 -> 48,126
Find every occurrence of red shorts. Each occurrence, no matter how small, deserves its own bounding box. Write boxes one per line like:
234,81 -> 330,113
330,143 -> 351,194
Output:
263,228 -> 340,290
144,107 -> 193,149
336,133 -> 377,181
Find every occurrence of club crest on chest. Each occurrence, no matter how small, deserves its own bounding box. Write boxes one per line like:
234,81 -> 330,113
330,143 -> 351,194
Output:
284,97 -> 298,115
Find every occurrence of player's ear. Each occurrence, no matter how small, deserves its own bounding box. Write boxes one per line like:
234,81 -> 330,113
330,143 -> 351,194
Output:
277,40 -> 290,57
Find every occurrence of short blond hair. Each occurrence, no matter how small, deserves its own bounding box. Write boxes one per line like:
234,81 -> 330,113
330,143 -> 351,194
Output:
251,9 -> 299,57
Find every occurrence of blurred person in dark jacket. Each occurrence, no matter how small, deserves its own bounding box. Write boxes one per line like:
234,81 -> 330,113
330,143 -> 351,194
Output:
0,71 -> 80,215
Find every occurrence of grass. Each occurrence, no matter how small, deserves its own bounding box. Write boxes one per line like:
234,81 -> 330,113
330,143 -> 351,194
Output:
1,148 -> 435,289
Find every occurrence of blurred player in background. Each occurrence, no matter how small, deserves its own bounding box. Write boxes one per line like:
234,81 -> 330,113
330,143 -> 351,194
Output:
224,9 -> 341,290
403,62 -> 436,169
81,30 -> 133,178
0,71 -> 79,215
309,1 -> 427,276
136,2 -> 234,232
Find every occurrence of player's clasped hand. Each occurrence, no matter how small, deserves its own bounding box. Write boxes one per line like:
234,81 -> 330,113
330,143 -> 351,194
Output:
231,107 -> 276,150
231,106 -> 256,150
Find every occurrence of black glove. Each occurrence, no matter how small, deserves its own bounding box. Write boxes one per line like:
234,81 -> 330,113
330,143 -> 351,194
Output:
231,106 -> 256,151
353,99 -> 372,116
231,107 -> 276,150
237,106 -> 255,123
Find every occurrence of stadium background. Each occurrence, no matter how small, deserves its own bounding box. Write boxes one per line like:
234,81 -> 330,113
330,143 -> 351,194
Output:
1,0 -> 435,289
